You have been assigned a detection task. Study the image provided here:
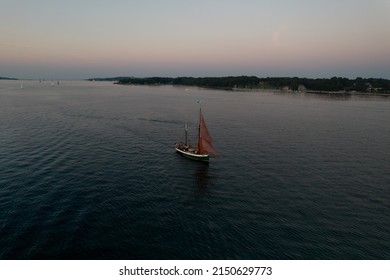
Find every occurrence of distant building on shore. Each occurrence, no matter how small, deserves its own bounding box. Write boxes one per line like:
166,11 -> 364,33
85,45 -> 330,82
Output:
298,85 -> 306,92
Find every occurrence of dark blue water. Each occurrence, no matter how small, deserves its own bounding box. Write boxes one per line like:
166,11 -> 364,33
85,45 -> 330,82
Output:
0,80 -> 389,259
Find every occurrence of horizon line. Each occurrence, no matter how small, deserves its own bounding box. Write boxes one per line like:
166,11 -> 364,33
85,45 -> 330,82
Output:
3,75 -> 390,81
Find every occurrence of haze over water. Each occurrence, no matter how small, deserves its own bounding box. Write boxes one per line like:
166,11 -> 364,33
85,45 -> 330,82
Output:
0,80 -> 389,259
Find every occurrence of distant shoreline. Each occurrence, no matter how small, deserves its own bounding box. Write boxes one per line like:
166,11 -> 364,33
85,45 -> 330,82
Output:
88,76 -> 390,95
0,77 -> 18,80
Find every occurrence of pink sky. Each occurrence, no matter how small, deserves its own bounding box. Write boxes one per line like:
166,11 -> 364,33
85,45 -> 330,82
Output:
1,0 -> 389,79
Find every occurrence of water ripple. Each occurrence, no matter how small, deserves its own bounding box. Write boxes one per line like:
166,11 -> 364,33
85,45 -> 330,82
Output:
0,82 -> 389,259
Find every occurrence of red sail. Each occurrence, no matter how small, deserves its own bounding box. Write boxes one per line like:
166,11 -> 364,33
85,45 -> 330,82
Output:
197,112 -> 218,156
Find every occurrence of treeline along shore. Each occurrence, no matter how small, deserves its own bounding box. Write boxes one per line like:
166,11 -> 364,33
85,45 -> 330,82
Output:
0,76 -> 18,80
89,76 -> 390,95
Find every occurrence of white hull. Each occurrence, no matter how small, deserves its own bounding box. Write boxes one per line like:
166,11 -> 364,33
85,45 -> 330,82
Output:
175,148 -> 209,161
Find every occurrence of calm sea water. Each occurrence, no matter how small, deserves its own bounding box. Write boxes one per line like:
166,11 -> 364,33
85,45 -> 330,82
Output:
0,80 -> 389,259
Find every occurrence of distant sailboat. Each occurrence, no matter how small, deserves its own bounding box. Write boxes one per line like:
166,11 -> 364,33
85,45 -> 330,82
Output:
175,104 -> 218,162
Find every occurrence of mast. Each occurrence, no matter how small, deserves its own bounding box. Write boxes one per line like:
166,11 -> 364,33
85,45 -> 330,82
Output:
198,105 -> 201,143
185,122 -> 188,147
197,101 -> 203,153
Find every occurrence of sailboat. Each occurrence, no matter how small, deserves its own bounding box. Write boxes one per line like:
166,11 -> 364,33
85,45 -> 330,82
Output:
175,105 -> 218,162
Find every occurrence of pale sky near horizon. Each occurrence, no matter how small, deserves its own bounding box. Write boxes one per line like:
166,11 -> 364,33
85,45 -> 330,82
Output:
1,0 -> 389,79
